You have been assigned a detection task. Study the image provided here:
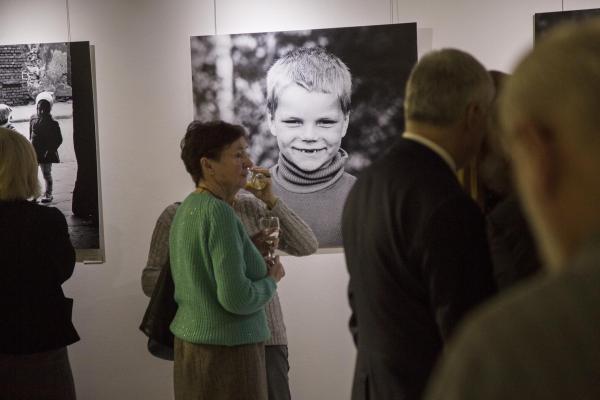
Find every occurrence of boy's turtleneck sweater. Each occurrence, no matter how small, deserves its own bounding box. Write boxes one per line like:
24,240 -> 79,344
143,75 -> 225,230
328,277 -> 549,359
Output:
270,149 -> 356,247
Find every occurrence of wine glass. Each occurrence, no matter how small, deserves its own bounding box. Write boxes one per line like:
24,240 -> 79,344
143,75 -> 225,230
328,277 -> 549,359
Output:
258,216 -> 280,261
246,170 -> 267,191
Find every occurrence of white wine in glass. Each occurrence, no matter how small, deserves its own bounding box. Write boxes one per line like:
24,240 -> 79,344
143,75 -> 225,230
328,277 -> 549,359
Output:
245,171 -> 267,190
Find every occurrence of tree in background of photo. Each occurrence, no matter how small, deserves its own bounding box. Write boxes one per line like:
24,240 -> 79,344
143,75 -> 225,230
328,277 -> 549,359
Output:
191,24 -> 417,175
23,43 -> 71,101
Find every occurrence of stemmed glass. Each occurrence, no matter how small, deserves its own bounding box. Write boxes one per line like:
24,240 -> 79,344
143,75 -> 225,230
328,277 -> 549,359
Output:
246,170 -> 267,191
258,216 -> 280,261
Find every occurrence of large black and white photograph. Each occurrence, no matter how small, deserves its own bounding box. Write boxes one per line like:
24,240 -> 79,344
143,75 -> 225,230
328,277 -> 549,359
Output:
190,23 -> 417,248
0,41 -> 102,261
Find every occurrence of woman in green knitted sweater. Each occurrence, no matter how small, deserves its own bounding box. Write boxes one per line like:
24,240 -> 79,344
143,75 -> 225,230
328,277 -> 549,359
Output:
171,120 -> 285,400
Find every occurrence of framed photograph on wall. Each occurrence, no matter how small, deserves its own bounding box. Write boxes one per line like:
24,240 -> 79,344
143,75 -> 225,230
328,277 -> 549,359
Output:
0,41 -> 104,262
190,23 -> 418,248
535,8 -> 600,39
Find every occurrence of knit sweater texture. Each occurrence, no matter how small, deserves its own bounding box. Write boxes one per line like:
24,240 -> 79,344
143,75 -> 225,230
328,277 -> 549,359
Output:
169,192 -> 276,346
143,194 -> 318,345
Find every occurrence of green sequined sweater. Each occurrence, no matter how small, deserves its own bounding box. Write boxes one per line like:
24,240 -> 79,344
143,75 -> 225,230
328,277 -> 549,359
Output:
169,192 -> 277,346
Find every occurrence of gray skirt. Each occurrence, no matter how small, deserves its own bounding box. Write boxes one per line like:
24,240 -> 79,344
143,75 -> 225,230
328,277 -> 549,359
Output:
0,347 -> 76,400
174,337 -> 267,400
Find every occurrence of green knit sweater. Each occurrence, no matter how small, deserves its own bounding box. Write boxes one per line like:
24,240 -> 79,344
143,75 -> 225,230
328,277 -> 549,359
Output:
169,192 -> 277,346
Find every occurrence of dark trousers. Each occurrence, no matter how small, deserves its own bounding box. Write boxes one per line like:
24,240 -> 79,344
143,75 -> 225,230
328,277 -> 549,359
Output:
265,345 -> 291,400
40,163 -> 53,195
0,347 -> 76,400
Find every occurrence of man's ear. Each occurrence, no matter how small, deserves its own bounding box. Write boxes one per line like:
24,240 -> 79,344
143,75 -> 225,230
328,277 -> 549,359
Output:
341,112 -> 350,138
465,103 -> 484,131
516,120 -> 559,199
267,112 -> 277,137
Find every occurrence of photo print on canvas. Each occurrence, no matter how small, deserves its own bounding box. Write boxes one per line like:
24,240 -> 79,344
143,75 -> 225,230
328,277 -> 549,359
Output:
190,23 -> 417,248
0,41 -> 103,261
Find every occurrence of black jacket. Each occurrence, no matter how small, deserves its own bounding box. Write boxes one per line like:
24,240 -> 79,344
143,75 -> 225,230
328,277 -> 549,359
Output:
342,138 -> 496,400
0,200 -> 79,354
29,115 -> 62,164
487,195 -> 542,290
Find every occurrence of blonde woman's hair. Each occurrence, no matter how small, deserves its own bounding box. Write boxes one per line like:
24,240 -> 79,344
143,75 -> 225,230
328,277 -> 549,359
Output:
0,127 -> 41,201
266,47 -> 352,117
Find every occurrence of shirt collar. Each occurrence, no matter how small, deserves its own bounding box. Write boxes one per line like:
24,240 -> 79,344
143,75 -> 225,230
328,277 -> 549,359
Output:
403,132 -> 457,172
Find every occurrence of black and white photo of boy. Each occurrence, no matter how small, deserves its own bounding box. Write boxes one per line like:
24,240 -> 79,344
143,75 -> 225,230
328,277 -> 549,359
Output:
190,23 -> 417,247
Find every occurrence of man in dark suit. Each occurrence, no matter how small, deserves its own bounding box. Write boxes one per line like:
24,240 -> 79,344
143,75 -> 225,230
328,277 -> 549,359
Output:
342,48 -> 497,400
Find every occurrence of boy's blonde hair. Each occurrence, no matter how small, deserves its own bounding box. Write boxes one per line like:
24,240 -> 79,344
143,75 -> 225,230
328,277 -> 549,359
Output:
0,127 -> 41,201
266,47 -> 352,117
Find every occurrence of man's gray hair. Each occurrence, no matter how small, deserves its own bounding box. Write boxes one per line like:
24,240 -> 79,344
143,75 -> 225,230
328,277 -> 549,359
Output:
404,48 -> 493,126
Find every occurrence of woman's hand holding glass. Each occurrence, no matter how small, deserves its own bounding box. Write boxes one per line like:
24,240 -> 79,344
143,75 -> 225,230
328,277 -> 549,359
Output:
267,255 -> 285,283
258,216 -> 280,261
245,166 -> 279,209
251,218 -> 284,282
251,228 -> 280,258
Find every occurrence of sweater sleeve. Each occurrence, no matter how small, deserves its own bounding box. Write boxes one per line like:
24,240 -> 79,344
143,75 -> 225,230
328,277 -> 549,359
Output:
141,203 -> 178,297
209,203 -> 276,315
234,194 -> 318,256
270,198 -> 319,256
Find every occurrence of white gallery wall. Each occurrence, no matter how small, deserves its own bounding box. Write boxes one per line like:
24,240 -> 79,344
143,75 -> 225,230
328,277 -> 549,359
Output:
2,0 -> 600,399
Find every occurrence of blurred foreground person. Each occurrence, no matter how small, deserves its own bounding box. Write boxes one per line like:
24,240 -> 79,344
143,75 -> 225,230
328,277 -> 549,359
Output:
0,127 -> 78,400
171,121 -> 285,400
342,49 -> 496,400
426,20 -> 600,400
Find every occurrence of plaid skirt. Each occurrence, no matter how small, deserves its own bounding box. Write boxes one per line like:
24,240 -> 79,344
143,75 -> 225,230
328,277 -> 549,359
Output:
0,347 -> 76,400
174,337 -> 267,400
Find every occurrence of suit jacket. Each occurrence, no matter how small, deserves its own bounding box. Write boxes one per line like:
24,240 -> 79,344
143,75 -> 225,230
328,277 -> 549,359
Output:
487,195 -> 542,290
342,138 -> 496,400
0,200 -> 79,354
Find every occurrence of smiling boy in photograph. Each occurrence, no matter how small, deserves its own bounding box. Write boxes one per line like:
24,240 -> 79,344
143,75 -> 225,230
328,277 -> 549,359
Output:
266,47 -> 356,247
